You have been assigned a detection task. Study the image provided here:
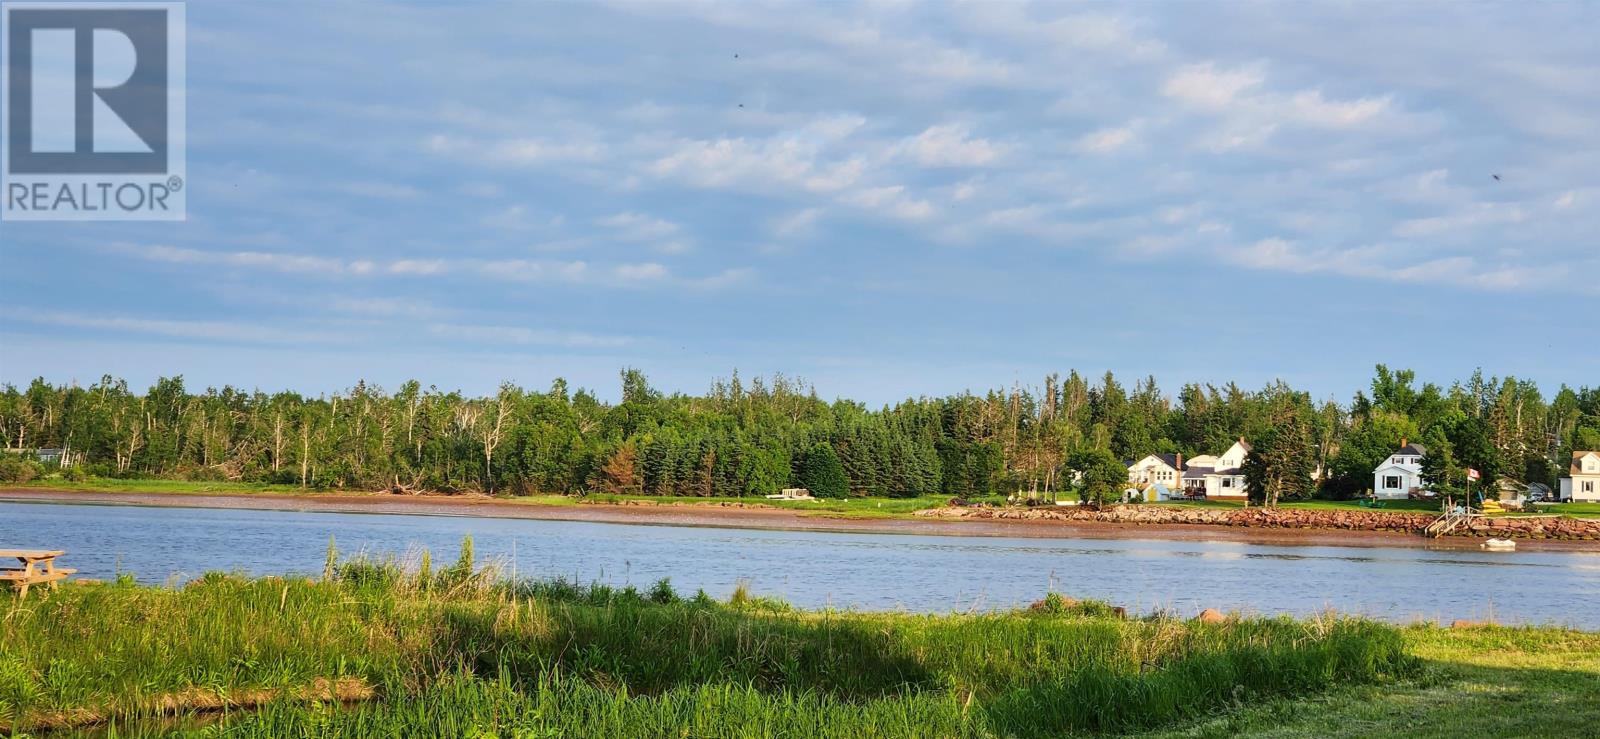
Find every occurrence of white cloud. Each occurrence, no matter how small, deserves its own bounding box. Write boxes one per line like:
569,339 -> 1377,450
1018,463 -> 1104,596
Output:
898,124 -> 1003,167
612,262 -> 669,281
7,307 -> 341,345
1285,90 -> 1392,127
1076,125 -> 1136,154
771,208 -> 823,239
328,297 -> 438,319
1164,62 -> 1395,151
107,244 -> 742,289
649,134 -> 865,194
424,323 -> 631,348
1220,238 -> 1540,292
1163,63 -> 1265,109
337,181 -> 421,200
1392,203 -> 1527,238
425,134 -> 605,167
598,212 -> 681,241
845,185 -> 934,221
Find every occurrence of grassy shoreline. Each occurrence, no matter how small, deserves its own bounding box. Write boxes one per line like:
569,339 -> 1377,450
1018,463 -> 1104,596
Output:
1,547 -> 1593,737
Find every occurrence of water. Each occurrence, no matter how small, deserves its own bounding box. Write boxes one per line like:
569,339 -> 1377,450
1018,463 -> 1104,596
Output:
4,500 -> 1599,627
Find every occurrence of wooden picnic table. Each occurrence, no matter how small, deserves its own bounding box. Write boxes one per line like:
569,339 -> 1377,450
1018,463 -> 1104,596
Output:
0,549 -> 75,600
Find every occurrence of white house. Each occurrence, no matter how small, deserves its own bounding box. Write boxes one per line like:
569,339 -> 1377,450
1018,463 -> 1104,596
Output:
1560,451 -> 1600,502
1128,440 -> 1251,501
1197,438 -> 1250,500
1127,454 -> 1182,487
1127,454 -> 1187,500
1372,439 -> 1427,500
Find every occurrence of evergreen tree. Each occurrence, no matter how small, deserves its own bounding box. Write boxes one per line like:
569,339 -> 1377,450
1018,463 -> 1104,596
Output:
797,442 -> 849,498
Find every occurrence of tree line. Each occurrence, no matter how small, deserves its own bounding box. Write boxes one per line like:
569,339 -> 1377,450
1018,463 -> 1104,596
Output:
1,366 -> 1595,503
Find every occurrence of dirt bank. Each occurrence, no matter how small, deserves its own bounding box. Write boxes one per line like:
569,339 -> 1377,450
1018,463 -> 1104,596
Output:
918,504 -> 1600,542
4,488 -> 1599,552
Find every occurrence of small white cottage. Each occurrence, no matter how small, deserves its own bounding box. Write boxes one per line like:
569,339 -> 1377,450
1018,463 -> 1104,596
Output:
1372,439 -> 1427,500
1560,451 -> 1600,502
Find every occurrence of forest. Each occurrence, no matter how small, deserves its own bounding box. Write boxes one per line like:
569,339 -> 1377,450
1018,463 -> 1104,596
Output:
1,366 -> 1596,502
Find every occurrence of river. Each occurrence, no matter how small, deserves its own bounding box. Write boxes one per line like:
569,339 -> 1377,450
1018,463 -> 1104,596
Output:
4,500 -> 1598,627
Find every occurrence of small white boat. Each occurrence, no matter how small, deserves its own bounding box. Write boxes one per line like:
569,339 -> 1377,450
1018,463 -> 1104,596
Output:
1482,538 -> 1517,551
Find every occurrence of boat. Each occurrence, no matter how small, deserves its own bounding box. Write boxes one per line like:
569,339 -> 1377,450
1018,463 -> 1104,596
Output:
1481,538 -> 1517,551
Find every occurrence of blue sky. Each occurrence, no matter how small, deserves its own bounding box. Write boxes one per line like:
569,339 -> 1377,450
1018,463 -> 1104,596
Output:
1,1 -> 1596,404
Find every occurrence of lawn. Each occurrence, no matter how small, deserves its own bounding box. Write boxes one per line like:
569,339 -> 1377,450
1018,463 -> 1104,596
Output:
1152,625 -> 1600,738
1530,502 -> 1600,518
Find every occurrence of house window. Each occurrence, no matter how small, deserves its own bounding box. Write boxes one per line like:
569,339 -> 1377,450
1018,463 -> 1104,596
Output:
1384,475 -> 1402,489
1585,481 -> 1596,494
1221,478 -> 1233,488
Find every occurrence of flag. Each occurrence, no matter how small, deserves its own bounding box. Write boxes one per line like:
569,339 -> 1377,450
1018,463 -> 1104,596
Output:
1467,468 -> 1481,481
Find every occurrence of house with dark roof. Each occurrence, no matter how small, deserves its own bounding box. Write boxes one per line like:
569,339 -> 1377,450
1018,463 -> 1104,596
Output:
1126,454 -> 1190,499
1560,451 -> 1600,502
1372,439 -> 1427,499
1125,439 -> 1252,501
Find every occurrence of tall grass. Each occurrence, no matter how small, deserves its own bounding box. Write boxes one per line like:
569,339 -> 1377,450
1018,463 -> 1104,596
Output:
0,541 -> 1420,737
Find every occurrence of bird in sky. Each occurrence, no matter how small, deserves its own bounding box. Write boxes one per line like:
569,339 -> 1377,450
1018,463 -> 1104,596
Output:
1492,174 -> 1502,181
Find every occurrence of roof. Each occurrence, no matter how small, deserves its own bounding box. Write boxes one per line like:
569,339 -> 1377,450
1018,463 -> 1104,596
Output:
1396,442 -> 1427,456
1183,466 -> 1213,480
1235,439 -> 1252,452
1129,453 -> 1183,470
1573,451 -> 1600,475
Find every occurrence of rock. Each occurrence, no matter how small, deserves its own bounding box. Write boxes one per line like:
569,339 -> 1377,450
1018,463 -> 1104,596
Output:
1197,608 -> 1226,623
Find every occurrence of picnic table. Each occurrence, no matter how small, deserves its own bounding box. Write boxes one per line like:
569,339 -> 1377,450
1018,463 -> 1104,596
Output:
0,549 -> 75,600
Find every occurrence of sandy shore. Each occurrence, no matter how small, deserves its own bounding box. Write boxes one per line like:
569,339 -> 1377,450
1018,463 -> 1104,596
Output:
5,488 -> 1598,552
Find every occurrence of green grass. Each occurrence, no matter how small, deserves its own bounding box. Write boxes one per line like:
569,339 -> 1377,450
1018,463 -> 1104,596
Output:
1150,625 -> 1600,738
1,546 -> 1430,737
470,492 -> 972,518
6,476 -> 308,496
1531,502 -> 1600,518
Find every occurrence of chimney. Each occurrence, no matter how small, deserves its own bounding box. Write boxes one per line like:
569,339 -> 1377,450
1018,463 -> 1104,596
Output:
1401,437 -> 1407,449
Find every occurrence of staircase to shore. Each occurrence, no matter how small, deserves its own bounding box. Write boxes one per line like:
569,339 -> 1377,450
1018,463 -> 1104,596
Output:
1425,510 -> 1472,537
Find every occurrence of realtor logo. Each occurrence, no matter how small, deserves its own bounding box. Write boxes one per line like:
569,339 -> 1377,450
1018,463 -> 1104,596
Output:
2,1 -> 185,220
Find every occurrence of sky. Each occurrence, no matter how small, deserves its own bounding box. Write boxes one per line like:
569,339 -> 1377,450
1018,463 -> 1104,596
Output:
1,1 -> 1596,405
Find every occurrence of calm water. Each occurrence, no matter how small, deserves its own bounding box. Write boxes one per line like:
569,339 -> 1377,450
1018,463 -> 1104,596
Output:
4,500 -> 1599,627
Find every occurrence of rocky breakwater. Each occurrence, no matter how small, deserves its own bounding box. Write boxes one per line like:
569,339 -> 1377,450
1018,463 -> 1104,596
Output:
916,504 -> 1600,540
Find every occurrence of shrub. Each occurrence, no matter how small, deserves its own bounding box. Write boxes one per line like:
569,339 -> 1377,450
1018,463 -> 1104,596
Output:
0,454 -> 42,484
